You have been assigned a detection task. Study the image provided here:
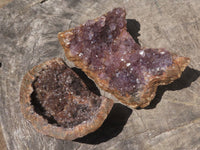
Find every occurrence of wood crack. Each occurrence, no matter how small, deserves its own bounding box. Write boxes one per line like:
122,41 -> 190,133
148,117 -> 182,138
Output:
151,117 -> 200,140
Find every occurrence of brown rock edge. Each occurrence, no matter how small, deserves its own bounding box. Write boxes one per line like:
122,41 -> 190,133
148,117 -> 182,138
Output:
138,55 -> 190,108
20,58 -> 113,140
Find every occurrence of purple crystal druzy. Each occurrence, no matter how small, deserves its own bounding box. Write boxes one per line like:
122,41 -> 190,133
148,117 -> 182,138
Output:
109,49 -> 172,95
69,8 -> 139,64
32,62 -> 101,128
66,8 -> 173,95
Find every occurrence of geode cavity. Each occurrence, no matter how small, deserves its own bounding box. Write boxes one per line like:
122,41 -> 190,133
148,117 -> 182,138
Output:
58,8 -> 190,108
20,58 -> 113,140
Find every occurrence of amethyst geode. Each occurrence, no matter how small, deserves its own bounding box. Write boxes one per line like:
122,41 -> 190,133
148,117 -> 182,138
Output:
20,58 -> 113,140
58,8 -> 190,108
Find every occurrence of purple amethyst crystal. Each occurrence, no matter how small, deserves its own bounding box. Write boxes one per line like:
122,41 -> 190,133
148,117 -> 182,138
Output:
64,8 -> 172,94
32,61 -> 102,128
58,7 -> 189,108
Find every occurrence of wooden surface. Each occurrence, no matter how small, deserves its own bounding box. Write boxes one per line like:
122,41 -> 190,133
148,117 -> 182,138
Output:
0,125 -> 7,150
0,1 -> 11,150
0,0 -> 12,8
0,0 -> 200,150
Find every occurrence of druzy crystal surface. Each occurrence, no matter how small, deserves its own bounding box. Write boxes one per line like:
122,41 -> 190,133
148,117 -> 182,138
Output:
58,7 -> 189,108
60,8 -> 172,94
32,61 -> 101,128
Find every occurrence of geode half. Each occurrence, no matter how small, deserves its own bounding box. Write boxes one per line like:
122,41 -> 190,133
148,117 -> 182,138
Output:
20,58 -> 113,140
58,8 -> 190,108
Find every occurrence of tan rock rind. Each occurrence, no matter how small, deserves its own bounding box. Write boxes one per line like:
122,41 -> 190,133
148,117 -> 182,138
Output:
20,58 -> 113,140
131,55 -> 190,108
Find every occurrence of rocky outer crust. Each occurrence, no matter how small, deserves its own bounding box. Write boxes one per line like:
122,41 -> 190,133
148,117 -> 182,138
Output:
20,58 -> 113,140
131,55 -> 190,108
58,8 -> 190,108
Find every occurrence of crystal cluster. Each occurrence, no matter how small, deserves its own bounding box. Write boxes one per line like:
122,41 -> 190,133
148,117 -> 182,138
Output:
33,61 -> 102,128
58,8 -> 189,108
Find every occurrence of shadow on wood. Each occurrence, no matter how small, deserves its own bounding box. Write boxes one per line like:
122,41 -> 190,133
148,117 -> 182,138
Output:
74,103 -> 132,144
126,19 -> 141,45
143,67 -> 200,109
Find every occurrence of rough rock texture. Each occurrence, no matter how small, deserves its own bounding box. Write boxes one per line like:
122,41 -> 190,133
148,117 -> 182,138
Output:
1,0 -> 200,150
20,58 -> 113,140
58,8 -> 190,108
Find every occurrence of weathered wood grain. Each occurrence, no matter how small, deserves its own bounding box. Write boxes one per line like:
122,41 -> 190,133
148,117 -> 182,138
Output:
0,0 -> 200,150
0,125 -> 7,150
0,0 -> 12,8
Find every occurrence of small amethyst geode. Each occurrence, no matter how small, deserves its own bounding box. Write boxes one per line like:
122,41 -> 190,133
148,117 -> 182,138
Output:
20,58 -> 113,140
58,8 -> 190,108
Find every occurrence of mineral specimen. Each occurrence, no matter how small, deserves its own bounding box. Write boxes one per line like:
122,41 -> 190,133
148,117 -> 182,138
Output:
20,58 -> 113,140
58,8 -> 190,108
